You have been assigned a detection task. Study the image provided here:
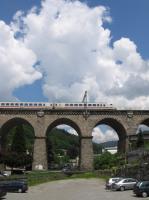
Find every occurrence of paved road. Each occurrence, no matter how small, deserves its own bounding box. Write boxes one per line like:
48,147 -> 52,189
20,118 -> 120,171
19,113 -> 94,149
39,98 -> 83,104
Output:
3,178 -> 146,200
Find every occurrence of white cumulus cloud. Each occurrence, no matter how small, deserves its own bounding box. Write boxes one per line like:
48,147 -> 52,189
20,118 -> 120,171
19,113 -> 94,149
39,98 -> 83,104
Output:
0,20 -> 42,100
0,0 -> 149,109
92,126 -> 118,143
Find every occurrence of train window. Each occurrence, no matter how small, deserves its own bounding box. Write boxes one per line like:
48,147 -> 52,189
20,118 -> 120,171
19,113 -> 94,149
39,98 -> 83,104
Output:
97,104 -> 99,106
24,103 -> 28,106
100,104 -> 102,106
11,103 -> 14,106
39,104 -> 42,106
1,103 -> 5,106
34,104 -> 37,106
88,104 -> 91,106
15,103 -> 18,106
93,104 -> 96,106
29,103 -> 33,106
43,104 -> 45,106
6,103 -> 9,106
74,104 -> 78,106
65,104 -> 69,106
20,103 -> 23,106
70,104 -> 73,106
79,104 -> 83,106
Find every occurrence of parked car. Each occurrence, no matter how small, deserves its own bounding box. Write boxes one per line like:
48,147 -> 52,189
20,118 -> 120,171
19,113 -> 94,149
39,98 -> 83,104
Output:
105,177 -> 123,190
0,187 -> 7,198
133,180 -> 149,197
112,178 -> 137,191
0,180 -> 28,193
62,165 -> 73,176
0,171 -> 9,177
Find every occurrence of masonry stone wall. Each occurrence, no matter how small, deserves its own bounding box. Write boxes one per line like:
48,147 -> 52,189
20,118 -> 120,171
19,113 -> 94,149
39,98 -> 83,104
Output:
0,109 -> 149,171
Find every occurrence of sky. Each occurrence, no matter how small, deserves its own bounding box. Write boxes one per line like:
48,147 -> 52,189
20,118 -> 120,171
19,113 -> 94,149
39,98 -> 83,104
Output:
0,0 -> 149,142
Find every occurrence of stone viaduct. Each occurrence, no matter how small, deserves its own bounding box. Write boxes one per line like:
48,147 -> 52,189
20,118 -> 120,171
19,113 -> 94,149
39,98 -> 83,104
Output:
0,107 -> 149,171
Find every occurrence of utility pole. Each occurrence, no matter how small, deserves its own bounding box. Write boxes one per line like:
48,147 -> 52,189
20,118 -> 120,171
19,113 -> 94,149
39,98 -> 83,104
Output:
82,91 -> 89,120
82,90 -> 87,104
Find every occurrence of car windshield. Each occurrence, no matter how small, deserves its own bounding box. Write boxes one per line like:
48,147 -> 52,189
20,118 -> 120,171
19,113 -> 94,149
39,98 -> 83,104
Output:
136,181 -> 149,187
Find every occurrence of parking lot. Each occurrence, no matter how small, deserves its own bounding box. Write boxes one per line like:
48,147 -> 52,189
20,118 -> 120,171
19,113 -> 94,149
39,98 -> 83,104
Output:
3,179 -> 147,200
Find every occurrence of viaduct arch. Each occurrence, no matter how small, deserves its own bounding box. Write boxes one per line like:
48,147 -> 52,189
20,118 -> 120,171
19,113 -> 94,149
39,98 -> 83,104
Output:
93,118 -> 127,153
0,117 -> 35,154
0,108 -> 149,171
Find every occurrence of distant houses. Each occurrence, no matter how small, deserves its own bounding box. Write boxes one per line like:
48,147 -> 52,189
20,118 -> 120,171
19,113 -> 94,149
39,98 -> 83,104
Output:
102,146 -> 117,154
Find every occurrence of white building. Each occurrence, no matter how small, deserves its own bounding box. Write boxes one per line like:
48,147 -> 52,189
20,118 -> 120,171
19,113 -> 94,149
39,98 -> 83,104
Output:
103,146 -> 117,154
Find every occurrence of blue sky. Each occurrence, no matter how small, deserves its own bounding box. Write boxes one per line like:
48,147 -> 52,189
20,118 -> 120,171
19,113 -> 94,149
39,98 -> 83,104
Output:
1,0 -> 148,142
1,0 -> 148,57
0,0 -> 149,106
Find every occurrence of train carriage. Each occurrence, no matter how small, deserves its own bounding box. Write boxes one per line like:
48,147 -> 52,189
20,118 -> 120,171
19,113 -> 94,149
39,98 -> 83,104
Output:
0,102 -> 116,110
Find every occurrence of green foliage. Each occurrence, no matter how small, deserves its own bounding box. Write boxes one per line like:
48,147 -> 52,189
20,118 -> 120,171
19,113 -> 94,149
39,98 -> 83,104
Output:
27,171 -> 98,186
11,125 -> 26,153
1,124 -> 34,168
67,145 -> 79,159
5,124 -> 34,154
144,141 -> 149,150
136,129 -> 144,148
93,142 -> 102,154
53,154 -> 70,168
1,153 -> 32,168
47,128 -> 79,151
94,151 -> 124,170
47,128 -> 79,167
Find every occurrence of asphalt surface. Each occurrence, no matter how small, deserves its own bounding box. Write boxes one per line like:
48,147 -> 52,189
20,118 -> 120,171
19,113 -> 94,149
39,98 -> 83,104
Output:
3,178 -> 146,200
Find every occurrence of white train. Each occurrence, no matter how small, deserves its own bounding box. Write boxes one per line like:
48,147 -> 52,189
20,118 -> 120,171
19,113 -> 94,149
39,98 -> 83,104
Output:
0,102 -> 116,110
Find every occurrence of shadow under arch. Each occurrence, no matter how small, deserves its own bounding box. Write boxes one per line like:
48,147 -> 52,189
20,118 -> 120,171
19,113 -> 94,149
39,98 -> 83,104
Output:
0,117 -> 35,152
94,118 -> 127,153
140,118 -> 149,127
46,118 -> 81,169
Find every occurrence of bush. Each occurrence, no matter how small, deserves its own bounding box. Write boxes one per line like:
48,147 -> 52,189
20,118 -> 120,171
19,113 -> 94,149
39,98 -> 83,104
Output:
94,152 -> 124,170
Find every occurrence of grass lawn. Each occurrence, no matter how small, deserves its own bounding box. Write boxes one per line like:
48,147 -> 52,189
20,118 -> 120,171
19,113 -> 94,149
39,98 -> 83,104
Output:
26,170 -> 103,186
0,170 -> 108,186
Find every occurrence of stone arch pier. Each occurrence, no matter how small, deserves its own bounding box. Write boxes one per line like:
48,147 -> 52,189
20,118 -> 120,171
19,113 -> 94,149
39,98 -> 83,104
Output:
0,108 -> 149,171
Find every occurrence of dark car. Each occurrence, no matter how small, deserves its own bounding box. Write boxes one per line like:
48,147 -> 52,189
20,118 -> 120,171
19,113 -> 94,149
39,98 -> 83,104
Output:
0,180 -> 28,193
62,165 -> 73,176
0,187 -> 7,198
133,181 -> 149,197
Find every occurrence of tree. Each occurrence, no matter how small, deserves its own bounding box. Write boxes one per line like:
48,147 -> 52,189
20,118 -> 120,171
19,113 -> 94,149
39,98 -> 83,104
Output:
2,125 -> 32,169
67,145 -> 79,159
1,152 -> 32,169
136,128 -> 144,148
11,125 -> 26,153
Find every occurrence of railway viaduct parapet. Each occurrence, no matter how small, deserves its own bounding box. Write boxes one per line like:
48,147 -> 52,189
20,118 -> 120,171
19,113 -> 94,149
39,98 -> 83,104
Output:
0,108 -> 149,171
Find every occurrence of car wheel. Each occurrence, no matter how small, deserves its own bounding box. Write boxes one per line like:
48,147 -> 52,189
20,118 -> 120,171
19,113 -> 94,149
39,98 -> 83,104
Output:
120,186 -> 125,191
142,192 -> 148,198
18,188 -> 23,193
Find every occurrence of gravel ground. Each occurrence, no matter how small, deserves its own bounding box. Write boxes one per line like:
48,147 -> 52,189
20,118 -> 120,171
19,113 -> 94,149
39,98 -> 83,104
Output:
4,178 -> 146,200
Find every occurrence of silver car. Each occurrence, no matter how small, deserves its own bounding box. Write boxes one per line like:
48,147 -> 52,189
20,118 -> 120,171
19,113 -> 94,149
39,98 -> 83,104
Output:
105,177 -> 123,190
112,178 -> 137,191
